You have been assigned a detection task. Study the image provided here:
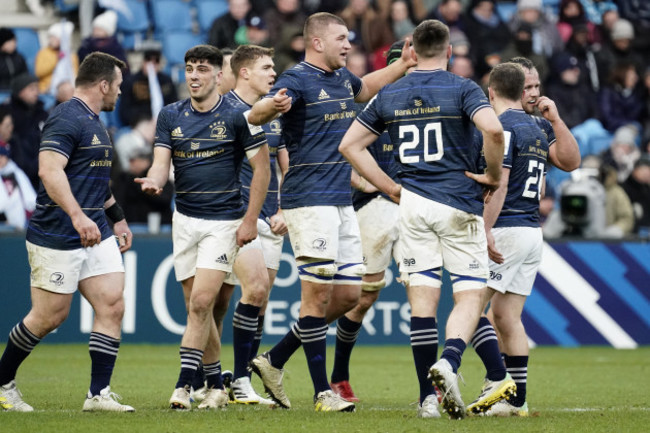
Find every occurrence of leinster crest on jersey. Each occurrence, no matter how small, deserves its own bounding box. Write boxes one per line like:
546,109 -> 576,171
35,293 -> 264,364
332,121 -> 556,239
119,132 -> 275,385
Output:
210,121 -> 227,140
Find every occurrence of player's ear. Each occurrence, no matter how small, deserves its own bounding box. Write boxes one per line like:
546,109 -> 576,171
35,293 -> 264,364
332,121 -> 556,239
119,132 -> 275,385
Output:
313,36 -> 323,53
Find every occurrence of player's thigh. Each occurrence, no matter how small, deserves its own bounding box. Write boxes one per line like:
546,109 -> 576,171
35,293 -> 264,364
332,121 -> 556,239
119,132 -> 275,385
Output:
488,227 -> 542,296
224,236 -> 263,286
357,197 -> 399,274
257,219 -> 284,271
26,240 -> 86,294
232,246 -> 269,291
398,188 -> 442,274
436,204 -> 488,291
78,271 -> 125,312
284,206 -> 341,261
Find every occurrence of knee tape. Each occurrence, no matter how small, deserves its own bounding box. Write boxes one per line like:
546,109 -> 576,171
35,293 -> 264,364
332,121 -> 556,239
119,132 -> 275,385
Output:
333,262 -> 366,285
409,269 -> 442,288
296,258 -> 337,284
361,279 -> 386,292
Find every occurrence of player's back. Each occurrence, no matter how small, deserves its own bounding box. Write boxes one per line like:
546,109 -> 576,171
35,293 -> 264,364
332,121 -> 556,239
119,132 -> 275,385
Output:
495,109 -> 549,228
358,69 -> 491,215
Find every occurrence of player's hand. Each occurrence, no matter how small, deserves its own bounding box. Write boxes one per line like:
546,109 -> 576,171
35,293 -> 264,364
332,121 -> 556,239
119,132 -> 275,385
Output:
536,96 -> 560,123
400,37 -> 417,68
273,88 -> 292,114
388,183 -> 402,204
465,171 -> 500,204
134,177 -> 163,196
268,212 -> 288,236
112,219 -> 133,253
72,213 -> 102,248
486,230 -> 504,264
236,218 -> 258,247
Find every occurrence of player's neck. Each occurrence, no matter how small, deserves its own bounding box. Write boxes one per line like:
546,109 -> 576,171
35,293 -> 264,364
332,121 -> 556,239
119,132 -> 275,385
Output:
492,99 -> 523,116
304,52 -> 335,73
233,86 -> 263,106
415,58 -> 447,71
190,91 -> 220,113
72,89 -> 102,115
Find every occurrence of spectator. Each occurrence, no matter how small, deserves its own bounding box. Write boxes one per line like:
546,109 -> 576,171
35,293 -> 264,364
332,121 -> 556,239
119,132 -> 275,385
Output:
622,156 -> 650,235
6,73 -> 48,190
464,0 -> 512,81
596,18 -> 644,85
642,67 -> 650,146
77,10 -> 129,71
509,0 -> 564,59
449,55 -> 475,80
272,28 -> 304,74
114,114 -> 156,173
35,21 -> 79,95
53,80 -> 74,107
111,147 -> 173,226
209,0 -> 252,49
264,0 -> 306,52
339,0 -> 394,55
235,15 -> 270,47
448,30 -> 469,58
557,0 -> 595,43
0,28 -> 28,92
0,108 -> 36,229
546,53 -> 597,129
390,0 -> 416,40
595,8 -> 619,48
597,61 -> 644,133
600,162 -> 635,237
499,22 -> 549,83
428,0 -> 466,34
118,44 -> 177,126
601,124 -> 641,182
565,22 -> 600,92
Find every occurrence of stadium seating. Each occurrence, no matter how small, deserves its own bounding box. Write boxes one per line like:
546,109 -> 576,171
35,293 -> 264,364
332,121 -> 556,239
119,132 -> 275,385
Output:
162,31 -> 205,83
54,0 -> 79,13
195,0 -> 229,33
12,27 -> 40,74
113,0 -> 151,50
151,0 -> 194,35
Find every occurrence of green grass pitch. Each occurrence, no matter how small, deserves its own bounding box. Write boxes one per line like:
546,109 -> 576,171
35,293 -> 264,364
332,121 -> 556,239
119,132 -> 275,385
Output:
1,344 -> 649,432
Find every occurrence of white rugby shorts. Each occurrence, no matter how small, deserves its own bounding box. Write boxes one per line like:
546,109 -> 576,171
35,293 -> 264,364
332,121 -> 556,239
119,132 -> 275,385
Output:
283,205 -> 363,265
172,211 -> 240,281
488,226 -> 543,296
399,188 -> 488,291
27,237 -> 124,294
356,195 -> 401,274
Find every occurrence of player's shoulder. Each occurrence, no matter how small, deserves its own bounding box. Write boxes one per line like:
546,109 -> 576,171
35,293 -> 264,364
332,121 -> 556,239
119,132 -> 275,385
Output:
160,98 -> 191,117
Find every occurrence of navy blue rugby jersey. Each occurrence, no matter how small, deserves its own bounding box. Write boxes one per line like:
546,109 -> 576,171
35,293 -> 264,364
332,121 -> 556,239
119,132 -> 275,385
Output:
27,97 -> 114,250
352,130 -> 400,211
357,69 -> 492,215
268,62 -> 362,209
494,109 -> 549,228
155,97 -> 267,220
224,90 -> 285,220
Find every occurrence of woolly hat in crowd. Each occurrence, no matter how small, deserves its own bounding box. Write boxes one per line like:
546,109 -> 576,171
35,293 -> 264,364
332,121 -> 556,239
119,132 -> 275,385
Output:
10,73 -> 38,96
48,21 -> 74,40
517,0 -> 543,11
0,27 -> 16,47
611,19 -> 634,41
92,10 -> 118,37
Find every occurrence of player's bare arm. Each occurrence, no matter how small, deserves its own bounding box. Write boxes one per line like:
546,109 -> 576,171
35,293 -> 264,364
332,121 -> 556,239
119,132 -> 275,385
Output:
248,88 -> 292,125
236,144 -> 271,246
39,150 -> 101,247
135,146 -> 172,196
355,38 -> 417,103
340,120 -> 401,203
538,96 -> 581,171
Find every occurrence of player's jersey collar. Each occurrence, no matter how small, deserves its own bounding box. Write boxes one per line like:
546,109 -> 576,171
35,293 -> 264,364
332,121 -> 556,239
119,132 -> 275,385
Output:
411,69 -> 445,74
228,90 -> 252,108
505,108 -> 526,114
301,61 -> 335,75
188,96 -> 223,114
71,97 -> 98,118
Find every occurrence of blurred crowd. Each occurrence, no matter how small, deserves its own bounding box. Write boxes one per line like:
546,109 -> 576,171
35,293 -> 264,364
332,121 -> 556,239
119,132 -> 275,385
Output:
0,0 -> 649,239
